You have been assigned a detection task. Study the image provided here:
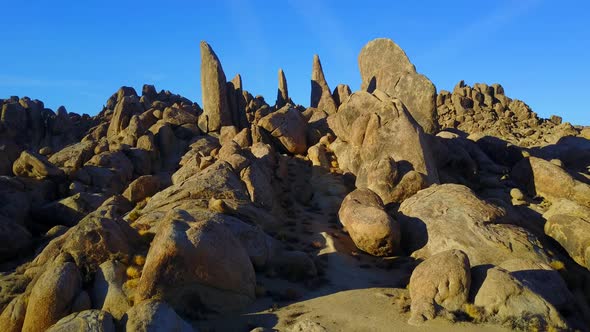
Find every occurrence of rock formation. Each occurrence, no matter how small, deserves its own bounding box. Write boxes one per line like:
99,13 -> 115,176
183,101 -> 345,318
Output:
258,105 -> 307,154
0,37 -> 589,332
338,188 -> 400,256
359,38 -> 438,134
328,90 -> 439,204
408,250 -> 471,324
437,80 -> 579,147
310,55 -> 338,115
276,68 -> 291,109
199,41 -> 232,132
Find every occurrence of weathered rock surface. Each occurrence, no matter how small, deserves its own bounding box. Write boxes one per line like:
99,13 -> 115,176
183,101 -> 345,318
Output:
13,150 -> 63,179
543,200 -> 590,270
49,141 -> 96,173
30,196 -> 137,277
1,97 -> 94,157
200,41 -> 232,132
33,192 -> 107,226
498,258 -> 574,310
90,260 -> 129,319
332,84 -> 351,107
258,105 -> 307,155
276,68 -> 291,108
473,267 -> 568,330
122,175 -> 160,203
437,81 -> 581,147
125,300 -> 195,332
310,55 -> 337,115
398,184 -> 551,266
46,310 -> 115,332
512,156 -> 590,207
136,209 -> 256,315
0,295 -> 26,332
288,319 -> 327,332
338,188 -> 399,256
408,250 -> 471,324
227,74 -> 249,129
107,92 -> 143,138
359,38 -> 438,134
328,90 -> 438,204
135,159 -> 279,235
22,258 -> 82,332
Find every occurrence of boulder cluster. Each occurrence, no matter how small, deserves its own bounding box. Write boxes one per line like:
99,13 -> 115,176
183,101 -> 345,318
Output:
437,80 -> 585,147
1,38 -> 590,331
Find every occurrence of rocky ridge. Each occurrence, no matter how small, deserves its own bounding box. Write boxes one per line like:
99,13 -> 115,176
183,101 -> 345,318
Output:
437,80 -> 585,147
0,38 -> 589,331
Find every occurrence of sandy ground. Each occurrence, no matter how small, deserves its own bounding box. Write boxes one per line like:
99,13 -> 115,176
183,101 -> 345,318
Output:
194,187 -> 512,332
197,287 -> 510,332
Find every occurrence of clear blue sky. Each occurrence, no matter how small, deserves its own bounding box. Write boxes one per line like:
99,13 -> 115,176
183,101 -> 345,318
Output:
1,1 -> 589,125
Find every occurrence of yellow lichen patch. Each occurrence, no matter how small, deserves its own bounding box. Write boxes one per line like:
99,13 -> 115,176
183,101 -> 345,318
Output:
463,303 -> 485,322
124,278 -> 140,289
128,210 -> 141,222
126,265 -> 142,279
550,260 -> 565,271
133,255 -> 146,267
137,228 -> 149,235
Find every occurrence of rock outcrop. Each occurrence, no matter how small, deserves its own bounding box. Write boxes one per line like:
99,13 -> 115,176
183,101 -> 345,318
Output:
437,81 -> 580,147
258,105 -> 307,155
90,260 -> 130,320
512,156 -> 590,207
13,150 -> 63,179
46,310 -> 116,332
0,38 -> 588,332
543,200 -> 590,270
408,250 -> 471,324
398,184 -> 550,266
328,90 -> 439,204
358,38 -> 438,134
276,68 -> 291,109
22,258 -> 83,332
310,55 -> 337,115
135,209 -> 256,315
125,300 -> 195,332
473,267 -> 567,330
200,41 -> 232,132
338,188 -> 400,256
332,84 -> 352,107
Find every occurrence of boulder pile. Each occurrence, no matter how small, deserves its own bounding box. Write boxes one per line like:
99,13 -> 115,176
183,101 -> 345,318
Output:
437,80 -> 581,147
1,38 -> 589,331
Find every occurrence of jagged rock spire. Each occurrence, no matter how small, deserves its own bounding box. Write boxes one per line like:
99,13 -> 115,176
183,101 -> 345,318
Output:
199,41 -> 232,132
276,68 -> 290,108
310,55 -> 337,114
227,74 -> 248,129
332,84 -> 352,108
231,74 -> 242,91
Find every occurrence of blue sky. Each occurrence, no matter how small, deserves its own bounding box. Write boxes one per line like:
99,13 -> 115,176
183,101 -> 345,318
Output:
1,0 -> 589,125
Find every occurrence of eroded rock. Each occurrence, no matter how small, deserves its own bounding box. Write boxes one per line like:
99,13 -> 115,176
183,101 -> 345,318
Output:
338,188 -> 399,256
